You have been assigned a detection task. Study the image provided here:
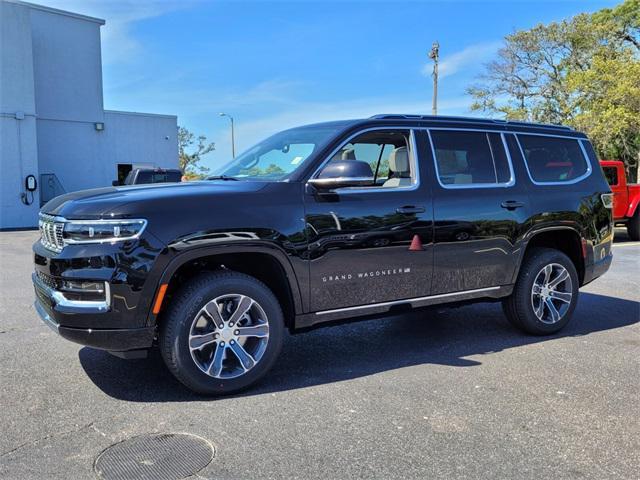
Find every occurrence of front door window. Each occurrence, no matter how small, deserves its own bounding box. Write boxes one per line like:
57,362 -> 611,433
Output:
317,130 -> 417,189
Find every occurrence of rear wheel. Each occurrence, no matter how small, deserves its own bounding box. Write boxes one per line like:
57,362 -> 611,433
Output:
160,271 -> 284,395
503,248 -> 579,335
627,209 -> 640,241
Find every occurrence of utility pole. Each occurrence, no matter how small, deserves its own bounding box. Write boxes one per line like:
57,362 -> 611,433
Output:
428,41 -> 440,116
219,112 -> 236,158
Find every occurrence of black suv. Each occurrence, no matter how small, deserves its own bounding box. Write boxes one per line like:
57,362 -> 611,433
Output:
32,115 -> 613,395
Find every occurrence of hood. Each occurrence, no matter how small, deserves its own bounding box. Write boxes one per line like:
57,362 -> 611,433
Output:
42,181 -> 270,218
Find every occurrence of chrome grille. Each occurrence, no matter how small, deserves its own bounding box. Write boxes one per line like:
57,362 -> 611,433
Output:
39,214 -> 64,253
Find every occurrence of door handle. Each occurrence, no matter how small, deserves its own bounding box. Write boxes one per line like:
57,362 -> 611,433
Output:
396,205 -> 425,214
501,200 -> 525,210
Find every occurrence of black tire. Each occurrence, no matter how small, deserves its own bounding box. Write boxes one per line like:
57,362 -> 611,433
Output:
502,248 -> 579,335
160,271 -> 284,395
627,209 -> 640,241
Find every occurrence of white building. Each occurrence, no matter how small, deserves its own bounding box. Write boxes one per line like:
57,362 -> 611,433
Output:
0,0 -> 178,229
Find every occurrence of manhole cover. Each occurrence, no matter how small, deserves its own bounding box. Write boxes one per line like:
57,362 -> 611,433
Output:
94,433 -> 214,480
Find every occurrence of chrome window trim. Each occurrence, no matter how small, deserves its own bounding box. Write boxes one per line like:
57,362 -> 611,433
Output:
425,128 -> 516,189
513,134 -> 593,186
307,127 -> 420,194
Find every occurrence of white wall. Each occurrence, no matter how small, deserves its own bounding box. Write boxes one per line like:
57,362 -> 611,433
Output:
0,1 -> 40,228
103,111 -> 178,172
36,119 -> 103,193
0,1 -> 178,228
30,6 -> 104,122
37,111 -> 178,194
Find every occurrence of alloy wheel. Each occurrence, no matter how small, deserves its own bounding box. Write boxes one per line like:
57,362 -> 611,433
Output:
530,263 -> 573,325
188,294 -> 269,379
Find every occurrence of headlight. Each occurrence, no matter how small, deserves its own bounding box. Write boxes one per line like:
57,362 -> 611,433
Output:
62,219 -> 147,244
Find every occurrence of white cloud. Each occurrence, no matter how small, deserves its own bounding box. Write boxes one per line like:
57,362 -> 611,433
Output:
105,78 -> 306,117
37,0 -> 195,64
422,41 -> 502,79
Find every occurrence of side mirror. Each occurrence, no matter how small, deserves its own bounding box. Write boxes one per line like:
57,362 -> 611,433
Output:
309,160 -> 374,190
112,180 -> 120,186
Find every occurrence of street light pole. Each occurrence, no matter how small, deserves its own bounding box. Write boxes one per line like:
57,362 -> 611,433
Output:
219,112 -> 236,158
428,41 -> 440,116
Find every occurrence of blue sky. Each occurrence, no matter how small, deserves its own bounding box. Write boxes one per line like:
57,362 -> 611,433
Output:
45,0 -> 619,169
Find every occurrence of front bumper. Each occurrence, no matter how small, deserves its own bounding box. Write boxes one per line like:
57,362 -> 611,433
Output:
31,234 -> 165,352
33,285 -> 155,352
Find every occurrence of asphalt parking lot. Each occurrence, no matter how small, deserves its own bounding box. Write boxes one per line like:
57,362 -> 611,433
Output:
1,230 -> 638,479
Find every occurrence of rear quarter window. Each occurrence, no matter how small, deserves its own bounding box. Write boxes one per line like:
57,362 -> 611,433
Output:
517,135 -> 590,184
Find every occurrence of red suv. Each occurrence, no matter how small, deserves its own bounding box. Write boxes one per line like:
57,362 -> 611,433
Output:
600,160 -> 640,240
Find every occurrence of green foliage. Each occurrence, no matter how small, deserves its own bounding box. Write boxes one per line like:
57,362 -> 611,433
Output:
178,126 -> 215,179
568,51 -> 640,167
468,0 -> 640,179
239,163 -> 286,177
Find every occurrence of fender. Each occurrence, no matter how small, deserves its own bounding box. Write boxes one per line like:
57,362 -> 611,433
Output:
625,195 -> 640,218
154,240 -> 305,317
510,225 -> 584,284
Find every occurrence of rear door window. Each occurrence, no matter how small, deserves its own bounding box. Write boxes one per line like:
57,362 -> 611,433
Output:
429,130 -> 513,187
517,135 -> 590,183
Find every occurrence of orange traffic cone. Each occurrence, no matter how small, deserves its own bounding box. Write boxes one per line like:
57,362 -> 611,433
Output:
409,234 -> 423,251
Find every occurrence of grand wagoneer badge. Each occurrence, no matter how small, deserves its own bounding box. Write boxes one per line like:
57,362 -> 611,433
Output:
323,267 -> 412,283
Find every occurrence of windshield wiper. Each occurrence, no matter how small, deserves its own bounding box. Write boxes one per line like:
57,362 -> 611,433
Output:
206,175 -> 239,181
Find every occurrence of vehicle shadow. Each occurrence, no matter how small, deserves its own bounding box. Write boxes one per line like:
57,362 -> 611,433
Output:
78,292 -> 639,402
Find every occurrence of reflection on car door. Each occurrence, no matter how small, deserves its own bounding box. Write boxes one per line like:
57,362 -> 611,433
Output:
424,129 -> 531,294
304,129 -> 434,312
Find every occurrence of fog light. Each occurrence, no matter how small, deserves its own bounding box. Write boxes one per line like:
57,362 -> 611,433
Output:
60,280 -> 107,302
61,280 -> 105,293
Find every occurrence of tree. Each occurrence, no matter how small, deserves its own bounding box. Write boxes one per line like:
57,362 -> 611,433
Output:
178,126 -> 215,179
568,50 -> 640,171
468,0 -> 640,180
239,163 -> 285,177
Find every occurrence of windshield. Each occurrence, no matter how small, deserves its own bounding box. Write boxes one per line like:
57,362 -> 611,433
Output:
215,125 -> 342,181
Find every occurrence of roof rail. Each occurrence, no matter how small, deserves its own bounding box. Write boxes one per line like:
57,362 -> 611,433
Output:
369,114 -> 574,131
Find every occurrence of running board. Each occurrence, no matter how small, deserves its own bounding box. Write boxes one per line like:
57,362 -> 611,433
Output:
295,285 -> 512,329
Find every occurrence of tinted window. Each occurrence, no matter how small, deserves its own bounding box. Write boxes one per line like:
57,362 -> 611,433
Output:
135,171 -> 180,184
430,131 -> 512,186
320,130 -> 413,188
517,135 -> 589,183
165,171 -> 182,182
602,167 -> 618,185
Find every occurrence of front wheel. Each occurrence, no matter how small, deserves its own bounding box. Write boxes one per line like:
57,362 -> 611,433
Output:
503,248 -> 579,335
160,271 -> 284,395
